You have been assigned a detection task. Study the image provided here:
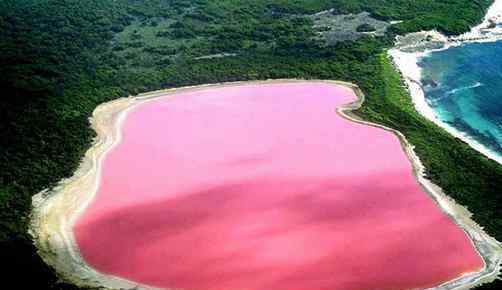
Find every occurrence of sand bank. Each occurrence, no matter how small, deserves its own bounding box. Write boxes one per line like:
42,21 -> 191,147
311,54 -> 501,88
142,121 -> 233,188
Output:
30,80 -> 501,290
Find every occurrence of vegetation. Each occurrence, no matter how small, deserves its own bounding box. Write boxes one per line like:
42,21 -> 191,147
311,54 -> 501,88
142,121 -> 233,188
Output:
0,0 -> 500,289
329,0 -> 494,35
356,23 -> 376,32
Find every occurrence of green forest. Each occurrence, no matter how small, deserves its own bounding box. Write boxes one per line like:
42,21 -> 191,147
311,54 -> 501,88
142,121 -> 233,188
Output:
0,0 -> 500,289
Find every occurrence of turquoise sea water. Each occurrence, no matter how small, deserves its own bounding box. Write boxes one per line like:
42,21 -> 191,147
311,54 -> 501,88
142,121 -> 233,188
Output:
418,41 -> 502,158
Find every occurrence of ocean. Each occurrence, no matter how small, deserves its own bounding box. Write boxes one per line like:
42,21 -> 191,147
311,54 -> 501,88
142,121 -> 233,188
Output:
418,41 -> 502,158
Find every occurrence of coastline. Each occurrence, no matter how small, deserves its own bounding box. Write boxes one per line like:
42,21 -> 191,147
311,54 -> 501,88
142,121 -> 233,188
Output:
30,80 -> 502,290
388,0 -> 502,165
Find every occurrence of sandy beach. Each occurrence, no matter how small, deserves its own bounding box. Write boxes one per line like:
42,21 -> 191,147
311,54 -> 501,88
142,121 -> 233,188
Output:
30,80 -> 502,290
388,0 -> 502,164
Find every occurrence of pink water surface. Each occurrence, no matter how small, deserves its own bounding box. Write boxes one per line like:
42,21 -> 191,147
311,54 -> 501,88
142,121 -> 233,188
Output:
74,82 -> 483,290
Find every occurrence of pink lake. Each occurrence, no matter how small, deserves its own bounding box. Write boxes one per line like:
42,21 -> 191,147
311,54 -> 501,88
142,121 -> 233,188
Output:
74,82 -> 483,290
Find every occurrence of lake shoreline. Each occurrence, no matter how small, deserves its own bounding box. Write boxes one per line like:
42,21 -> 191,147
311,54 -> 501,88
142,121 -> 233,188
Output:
29,80 -> 502,290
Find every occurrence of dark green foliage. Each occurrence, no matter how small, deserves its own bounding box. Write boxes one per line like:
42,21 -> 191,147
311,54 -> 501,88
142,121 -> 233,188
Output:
356,23 -> 376,32
330,0 -> 493,35
0,0 -> 500,289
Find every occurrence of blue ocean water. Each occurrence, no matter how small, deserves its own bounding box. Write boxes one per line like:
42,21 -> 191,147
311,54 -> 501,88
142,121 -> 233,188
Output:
418,41 -> 502,158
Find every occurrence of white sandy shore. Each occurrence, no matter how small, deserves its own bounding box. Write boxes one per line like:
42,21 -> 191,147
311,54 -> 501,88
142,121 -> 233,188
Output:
30,80 -> 502,290
388,0 -> 502,165
455,0 -> 502,42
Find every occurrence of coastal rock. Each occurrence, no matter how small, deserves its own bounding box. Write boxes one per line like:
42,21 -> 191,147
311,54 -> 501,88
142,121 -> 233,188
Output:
422,78 -> 438,88
394,31 -> 448,53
